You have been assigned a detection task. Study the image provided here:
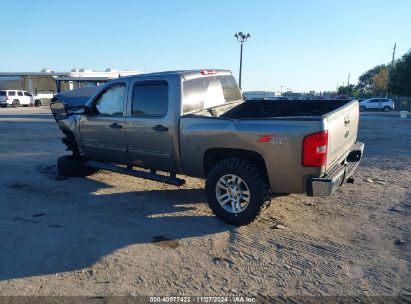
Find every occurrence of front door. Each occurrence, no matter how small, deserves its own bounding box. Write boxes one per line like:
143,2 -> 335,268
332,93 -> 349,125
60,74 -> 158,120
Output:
125,80 -> 174,172
17,91 -> 28,105
80,82 -> 128,164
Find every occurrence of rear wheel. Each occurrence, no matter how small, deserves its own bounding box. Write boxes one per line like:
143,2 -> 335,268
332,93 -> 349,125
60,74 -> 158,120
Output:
12,100 -> 19,108
383,106 -> 390,112
57,155 -> 99,177
205,158 -> 271,226
34,100 -> 42,107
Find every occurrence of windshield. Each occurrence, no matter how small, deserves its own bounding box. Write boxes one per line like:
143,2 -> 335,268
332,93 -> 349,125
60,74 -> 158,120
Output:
182,75 -> 242,114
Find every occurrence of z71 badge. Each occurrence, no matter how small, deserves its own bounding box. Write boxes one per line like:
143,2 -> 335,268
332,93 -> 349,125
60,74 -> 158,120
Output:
257,135 -> 283,145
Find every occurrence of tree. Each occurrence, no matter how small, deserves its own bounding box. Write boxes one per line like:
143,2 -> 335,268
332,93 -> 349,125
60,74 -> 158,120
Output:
356,64 -> 388,96
389,50 -> 411,96
337,84 -> 358,96
374,68 -> 388,95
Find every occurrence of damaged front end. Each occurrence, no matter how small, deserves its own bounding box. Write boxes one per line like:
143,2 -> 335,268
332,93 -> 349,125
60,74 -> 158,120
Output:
50,87 -> 98,157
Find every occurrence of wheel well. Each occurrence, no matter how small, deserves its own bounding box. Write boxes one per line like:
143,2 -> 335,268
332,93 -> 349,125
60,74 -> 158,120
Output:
203,148 -> 268,177
61,130 -> 81,157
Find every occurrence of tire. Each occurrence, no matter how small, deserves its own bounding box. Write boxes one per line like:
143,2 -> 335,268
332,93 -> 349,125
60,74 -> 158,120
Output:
34,100 -> 42,107
1,105 -> 6,108
205,158 -> 271,226
359,106 -> 366,112
383,106 -> 390,112
12,100 -> 20,108
57,155 -> 99,177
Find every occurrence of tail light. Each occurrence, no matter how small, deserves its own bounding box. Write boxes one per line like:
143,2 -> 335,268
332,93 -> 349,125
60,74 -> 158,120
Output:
302,131 -> 328,167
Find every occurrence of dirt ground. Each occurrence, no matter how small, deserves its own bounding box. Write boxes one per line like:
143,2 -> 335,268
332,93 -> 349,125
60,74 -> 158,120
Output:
0,106 -> 409,298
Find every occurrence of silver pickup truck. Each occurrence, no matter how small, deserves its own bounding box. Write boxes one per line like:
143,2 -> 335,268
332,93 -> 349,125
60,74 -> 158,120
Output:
50,70 -> 364,225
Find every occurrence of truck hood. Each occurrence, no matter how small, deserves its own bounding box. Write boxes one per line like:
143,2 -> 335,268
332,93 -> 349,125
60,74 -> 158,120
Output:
51,87 -> 98,107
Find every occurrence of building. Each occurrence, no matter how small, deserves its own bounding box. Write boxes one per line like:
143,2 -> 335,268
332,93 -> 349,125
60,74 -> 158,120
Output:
0,68 -> 140,101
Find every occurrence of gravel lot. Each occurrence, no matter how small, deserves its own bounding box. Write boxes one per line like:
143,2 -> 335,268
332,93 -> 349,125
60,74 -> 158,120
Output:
0,106 -> 410,298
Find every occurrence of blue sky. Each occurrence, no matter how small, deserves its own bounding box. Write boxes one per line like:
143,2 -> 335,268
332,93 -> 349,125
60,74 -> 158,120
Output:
1,0 -> 410,92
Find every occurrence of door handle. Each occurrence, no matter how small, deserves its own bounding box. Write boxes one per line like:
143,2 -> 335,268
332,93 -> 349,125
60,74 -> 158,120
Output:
152,125 -> 168,132
109,123 -> 122,129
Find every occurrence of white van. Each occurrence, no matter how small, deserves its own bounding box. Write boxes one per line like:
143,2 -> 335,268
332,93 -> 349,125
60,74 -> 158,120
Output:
0,90 -> 42,108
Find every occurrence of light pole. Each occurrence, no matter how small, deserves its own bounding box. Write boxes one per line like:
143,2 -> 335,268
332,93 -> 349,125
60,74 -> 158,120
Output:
234,32 -> 251,90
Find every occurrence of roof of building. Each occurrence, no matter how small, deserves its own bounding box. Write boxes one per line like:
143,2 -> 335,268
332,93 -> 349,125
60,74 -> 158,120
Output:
0,72 -> 70,76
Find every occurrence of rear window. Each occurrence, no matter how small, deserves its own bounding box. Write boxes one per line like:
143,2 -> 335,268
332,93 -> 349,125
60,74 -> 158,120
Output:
8,91 -> 16,96
17,91 -> 23,96
0,91 -> 6,96
183,75 -> 242,114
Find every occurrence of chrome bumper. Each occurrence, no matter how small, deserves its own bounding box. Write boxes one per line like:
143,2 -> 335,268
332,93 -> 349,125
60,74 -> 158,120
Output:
308,141 -> 364,197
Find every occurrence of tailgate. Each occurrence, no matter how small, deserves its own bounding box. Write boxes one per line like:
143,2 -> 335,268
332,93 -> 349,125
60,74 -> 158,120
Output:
325,100 -> 359,170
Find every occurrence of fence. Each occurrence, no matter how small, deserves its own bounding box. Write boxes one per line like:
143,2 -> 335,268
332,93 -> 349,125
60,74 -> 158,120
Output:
393,97 -> 411,111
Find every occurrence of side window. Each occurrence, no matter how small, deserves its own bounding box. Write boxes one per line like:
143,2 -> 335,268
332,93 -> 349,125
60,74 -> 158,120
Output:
24,92 -> 32,96
8,91 -> 16,96
17,91 -> 23,96
132,82 -> 168,117
94,84 -> 126,115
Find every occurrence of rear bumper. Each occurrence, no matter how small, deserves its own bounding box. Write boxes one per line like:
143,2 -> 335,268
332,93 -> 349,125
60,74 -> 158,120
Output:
307,141 -> 364,196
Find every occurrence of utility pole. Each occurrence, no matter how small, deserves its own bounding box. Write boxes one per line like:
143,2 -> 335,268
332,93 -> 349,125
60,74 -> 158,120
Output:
234,32 -> 251,90
347,73 -> 350,95
387,43 -> 396,97
391,43 -> 396,69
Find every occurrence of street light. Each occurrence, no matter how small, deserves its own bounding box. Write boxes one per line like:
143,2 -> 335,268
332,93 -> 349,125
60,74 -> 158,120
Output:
234,32 -> 251,90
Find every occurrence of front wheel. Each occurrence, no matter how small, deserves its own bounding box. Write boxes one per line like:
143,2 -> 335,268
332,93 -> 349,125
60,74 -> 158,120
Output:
57,155 -> 99,177
34,100 -> 42,107
205,158 -> 271,226
382,106 -> 390,112
12,100 -> 19,108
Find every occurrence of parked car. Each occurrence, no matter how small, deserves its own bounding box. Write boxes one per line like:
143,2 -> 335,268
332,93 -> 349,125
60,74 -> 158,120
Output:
0,90 -> 42,108
334,96 -> 352,100
359,98 -> 394,112
50,69 -> 364,226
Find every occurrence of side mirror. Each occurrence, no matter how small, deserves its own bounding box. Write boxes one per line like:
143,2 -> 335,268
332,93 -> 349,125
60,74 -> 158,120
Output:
50,101 -> 68,120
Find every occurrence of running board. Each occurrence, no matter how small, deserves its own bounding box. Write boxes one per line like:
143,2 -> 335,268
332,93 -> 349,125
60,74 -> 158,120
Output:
86,161 -> 185,186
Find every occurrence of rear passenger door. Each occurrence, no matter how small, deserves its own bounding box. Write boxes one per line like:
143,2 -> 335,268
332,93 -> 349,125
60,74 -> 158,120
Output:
8,91 -> 16,102
125,80 -> 174,172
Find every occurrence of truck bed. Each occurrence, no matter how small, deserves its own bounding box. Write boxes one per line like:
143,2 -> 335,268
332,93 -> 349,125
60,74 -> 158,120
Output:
181,98 -> 360,193
220,100 -> 351,119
